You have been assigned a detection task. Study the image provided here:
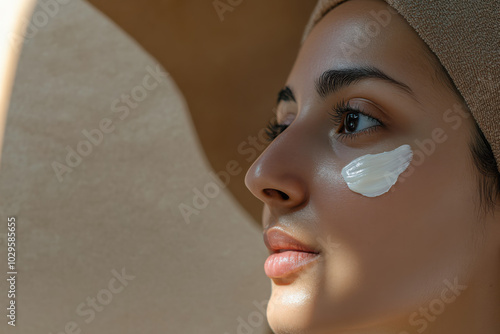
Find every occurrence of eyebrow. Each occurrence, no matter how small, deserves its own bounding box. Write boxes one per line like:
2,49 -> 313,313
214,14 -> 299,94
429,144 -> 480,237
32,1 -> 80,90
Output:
316,66 -> 415,99
276,66 -> 417,105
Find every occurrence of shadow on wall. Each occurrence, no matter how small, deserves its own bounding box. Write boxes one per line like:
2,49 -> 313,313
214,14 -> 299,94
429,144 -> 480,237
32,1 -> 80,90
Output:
0,0 -> 272,332
85,0 -> 318,223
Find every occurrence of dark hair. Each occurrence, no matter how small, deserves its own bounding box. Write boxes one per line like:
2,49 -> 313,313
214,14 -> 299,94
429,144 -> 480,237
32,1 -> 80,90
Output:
469,121 -> 500,216
424,47 -> 500,217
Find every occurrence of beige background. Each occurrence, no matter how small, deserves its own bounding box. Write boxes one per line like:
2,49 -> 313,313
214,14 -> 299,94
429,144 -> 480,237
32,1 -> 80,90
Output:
0,0 -> 317,332
85,0 -> 317,223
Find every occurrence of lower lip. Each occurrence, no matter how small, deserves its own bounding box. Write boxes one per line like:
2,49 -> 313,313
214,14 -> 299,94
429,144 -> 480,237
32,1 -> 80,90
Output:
264,251 -> 320,278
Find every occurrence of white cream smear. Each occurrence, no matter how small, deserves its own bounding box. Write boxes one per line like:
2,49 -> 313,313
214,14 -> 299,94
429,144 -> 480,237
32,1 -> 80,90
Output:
341,144 -> 413,197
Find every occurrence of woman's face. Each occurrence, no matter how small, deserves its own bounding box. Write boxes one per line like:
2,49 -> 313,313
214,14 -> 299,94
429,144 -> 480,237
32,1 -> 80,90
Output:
245,0 -> 498,333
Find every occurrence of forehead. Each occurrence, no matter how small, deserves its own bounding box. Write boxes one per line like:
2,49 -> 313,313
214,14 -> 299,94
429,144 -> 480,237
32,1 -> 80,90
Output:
288,0 -> 434,98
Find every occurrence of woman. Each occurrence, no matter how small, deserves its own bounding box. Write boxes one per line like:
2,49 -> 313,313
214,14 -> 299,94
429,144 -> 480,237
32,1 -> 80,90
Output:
245,0 -> 500,333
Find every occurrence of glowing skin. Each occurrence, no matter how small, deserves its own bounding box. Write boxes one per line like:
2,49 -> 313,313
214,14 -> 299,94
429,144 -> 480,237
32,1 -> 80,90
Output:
341,144 -> 413,197
245,0 -> 500,333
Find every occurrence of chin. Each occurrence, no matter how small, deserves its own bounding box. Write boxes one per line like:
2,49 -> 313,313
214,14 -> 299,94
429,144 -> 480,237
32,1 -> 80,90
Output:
266,277 -> 325,334
267,304 -> 315,334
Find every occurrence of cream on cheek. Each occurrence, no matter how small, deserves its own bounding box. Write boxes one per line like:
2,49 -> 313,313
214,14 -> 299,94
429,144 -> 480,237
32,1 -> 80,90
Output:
341,144 -> 413,197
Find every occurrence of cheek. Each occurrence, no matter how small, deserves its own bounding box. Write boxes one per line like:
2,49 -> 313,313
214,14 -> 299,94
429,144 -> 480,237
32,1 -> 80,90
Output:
310,136 -> 479,320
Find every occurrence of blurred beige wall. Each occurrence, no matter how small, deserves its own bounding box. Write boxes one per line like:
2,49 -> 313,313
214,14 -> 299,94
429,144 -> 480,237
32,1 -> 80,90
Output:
0,1 -> 272,332
86,0 -> 317,223
0,0 -> 37,166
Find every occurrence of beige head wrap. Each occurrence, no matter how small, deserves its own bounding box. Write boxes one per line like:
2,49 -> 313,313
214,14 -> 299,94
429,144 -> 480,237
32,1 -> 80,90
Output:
303,0 -> 500,172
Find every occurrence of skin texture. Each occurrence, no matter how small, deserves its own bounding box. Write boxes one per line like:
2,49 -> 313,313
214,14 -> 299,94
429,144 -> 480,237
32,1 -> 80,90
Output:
244,0 -> 500,333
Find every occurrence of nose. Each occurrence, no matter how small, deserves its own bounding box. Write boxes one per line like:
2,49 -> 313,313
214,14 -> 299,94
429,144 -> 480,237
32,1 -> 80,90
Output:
244,130 -> 309,211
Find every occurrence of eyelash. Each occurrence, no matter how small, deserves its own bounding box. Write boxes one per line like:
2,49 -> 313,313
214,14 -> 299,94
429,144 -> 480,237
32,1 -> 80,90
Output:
264,99 -> 383,143
264,120 -> 288,142
328,99 -> 383,143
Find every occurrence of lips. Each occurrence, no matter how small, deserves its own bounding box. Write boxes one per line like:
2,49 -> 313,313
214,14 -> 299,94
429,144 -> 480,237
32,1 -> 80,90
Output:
263,229 -> 320,278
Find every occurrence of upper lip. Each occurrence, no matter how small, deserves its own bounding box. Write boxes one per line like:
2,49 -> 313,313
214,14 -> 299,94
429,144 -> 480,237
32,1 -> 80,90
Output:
263,228 -> 319,255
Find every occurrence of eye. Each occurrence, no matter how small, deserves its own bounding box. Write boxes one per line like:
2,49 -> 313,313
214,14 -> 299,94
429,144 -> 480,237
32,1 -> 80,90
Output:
264,118 -> 288,142
328,99 -> 383,142
343,112 -> 380,134
264,99 -> 383,143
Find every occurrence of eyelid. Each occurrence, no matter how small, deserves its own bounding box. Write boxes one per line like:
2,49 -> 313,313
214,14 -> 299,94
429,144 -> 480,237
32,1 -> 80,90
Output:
328,99 -> 381,127
350,98 -> 389,124
328,99 -> 385,143
278,112 -> 296,125
276,101 -> 298,124
266,99 -> 386,143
